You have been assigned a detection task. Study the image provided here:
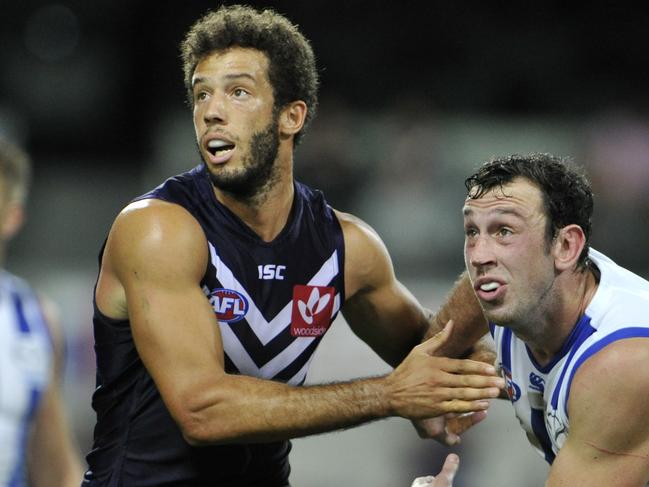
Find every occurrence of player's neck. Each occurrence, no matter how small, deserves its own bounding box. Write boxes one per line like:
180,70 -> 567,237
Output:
215,161 -> 295,243
526,269 -> 598,366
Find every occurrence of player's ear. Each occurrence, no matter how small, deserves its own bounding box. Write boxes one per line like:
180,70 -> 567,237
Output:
552,224 -> 585,271
278,101 -> 307,138
1,202 -> 24,240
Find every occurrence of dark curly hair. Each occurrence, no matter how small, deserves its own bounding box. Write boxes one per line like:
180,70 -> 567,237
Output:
180,5 -> 319,146
465,153 -> 594,269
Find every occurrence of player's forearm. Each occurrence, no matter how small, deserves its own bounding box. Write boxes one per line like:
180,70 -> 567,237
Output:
425,272 -> 488,358
179,374 -> 390,445
466,333 -> 496,365
28,386 -> 84,487
29,451 -> 83,487
176,333 -> 504,446
34,461 -> 85,487
341,281 -> 430,368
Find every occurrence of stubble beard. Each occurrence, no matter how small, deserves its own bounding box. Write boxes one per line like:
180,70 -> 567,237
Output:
487,272 -> 557,343
201,116 -> 281,206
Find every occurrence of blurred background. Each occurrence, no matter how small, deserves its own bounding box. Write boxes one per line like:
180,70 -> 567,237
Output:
2,1 -> 649,485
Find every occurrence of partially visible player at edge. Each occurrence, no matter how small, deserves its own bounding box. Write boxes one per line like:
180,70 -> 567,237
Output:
457,154 -> 649,486
0,138 -> 83,486
83,5 -> 500,486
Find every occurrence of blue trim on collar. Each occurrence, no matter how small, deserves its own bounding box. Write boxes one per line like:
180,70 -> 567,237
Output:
564,327 -> 649,417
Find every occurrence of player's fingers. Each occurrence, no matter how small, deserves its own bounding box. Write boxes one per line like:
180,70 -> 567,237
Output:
437,425 -> 460,446
409,454 -> 460,487
463,374 -> 504,390
433,411 -> 487,445
435,385 -> 501,402
432,366 -> 504,390
434,356 -> 499,377
418,320 -> 453,354
437,398 -> 492,414
434,454 -> 460,486
432,369 -> 504,393
446,410 -> 488,439
411,475 -> 435,487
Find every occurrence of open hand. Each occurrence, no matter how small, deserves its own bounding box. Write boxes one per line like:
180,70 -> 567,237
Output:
385,321 -> 504,420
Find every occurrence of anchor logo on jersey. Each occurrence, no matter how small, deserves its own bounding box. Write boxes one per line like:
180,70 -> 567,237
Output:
290,285 -> 335,337
500,364 -> 521,402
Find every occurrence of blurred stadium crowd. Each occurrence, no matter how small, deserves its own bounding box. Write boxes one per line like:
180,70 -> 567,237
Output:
1,2 -> 648,485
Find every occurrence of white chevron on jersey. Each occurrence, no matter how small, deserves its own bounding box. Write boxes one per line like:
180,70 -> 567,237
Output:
219,325 -> 320,384
208,244 -> 341,384
286,355 -> 314,385
208,244 -> 341,342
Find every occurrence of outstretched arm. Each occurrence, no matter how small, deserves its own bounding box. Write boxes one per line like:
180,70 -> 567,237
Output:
338,209 -> 489,365
96,201 -> 504,446
337,210 -> 430,366
335,211 -> 496,443
547,337 -> 649,486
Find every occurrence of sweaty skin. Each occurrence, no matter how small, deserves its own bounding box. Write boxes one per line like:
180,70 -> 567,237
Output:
464,177 -> 649,486
94,46 -> 504,448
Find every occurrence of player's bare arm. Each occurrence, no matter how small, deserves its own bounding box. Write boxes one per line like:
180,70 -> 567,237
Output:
27,299 -> 83,487
337,210 -> 431,366
338,211 -> 501,444
547,338 -> 649,486
424,273 -> 491,359
96,201 -> 503,446
335,211 -> 502,443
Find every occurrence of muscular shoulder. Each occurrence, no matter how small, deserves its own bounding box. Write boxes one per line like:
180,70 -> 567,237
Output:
334,210 -> 384,252
97,199 -> 208,316
110,198 -> 207,274
334,210 -> 395,298
114,197 -> 201,242
568,337 -> 649,452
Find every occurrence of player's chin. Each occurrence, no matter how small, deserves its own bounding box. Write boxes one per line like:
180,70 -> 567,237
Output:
482,303 -> 509,323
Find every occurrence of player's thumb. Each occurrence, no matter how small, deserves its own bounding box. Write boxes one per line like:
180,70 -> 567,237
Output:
436,454 -> 460,485
410,454 -> 460,487
420,320 -> 453,355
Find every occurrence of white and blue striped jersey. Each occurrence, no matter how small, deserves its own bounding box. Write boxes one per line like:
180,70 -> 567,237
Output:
491,249 -> 649,464
0,270 -> 53,487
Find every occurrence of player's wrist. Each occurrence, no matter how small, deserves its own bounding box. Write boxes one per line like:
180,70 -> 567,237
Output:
367,374 -> 398,418
380,370 -> 414,419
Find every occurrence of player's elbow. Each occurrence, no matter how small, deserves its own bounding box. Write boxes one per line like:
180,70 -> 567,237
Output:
173,386 -> 238,446
176,407 -> 234,446
179,418 -> 214,446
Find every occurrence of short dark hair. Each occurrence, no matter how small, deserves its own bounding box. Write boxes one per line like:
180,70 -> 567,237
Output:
0,138 -> 31,204
180,4 -> 319,145
465,153 -> 594,269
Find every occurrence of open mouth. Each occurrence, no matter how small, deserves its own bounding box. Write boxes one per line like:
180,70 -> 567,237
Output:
475,280 -> 505,301
479,281 -> 500,293
207,139 -> 235,157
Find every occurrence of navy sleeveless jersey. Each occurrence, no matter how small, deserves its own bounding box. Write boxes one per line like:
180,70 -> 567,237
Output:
85,164 -> 346,486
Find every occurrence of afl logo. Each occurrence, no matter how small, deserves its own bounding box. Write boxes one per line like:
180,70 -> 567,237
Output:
208,288 -> 249,323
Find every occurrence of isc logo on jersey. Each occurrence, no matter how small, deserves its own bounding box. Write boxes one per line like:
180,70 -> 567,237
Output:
208,288 -> 249,323
290,285 -> 335,337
